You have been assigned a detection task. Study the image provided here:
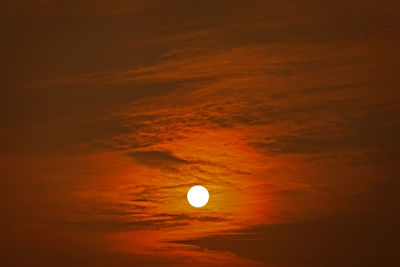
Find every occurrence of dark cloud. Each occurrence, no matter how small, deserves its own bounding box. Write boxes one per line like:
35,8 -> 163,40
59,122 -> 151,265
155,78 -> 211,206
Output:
1,222 -> 175,267
58,218 -> 188,232
154,213 -> 227,222
176,212 -> 400,266
126,150 -> 189,169
48,212 -> 226,233
251,107 -> 400,161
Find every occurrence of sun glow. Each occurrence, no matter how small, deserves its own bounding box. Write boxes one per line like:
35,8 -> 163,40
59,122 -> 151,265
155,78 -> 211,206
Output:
187,185 -> 209,208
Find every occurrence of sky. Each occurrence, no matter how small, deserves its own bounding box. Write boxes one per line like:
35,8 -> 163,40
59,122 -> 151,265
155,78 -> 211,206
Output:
1,0 -> 400,266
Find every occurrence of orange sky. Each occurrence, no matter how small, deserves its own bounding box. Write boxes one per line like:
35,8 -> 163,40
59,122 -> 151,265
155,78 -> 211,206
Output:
1,1 -> 400,266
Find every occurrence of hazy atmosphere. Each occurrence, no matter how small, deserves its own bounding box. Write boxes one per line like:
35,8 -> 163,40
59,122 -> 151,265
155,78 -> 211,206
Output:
1,1 -> 400,266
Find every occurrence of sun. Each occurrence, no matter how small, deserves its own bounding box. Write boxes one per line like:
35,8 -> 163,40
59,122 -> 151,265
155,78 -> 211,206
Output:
187,185 -> 209,208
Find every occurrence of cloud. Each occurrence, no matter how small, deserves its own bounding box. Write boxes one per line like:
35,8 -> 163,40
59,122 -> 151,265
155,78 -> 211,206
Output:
175,212 -> 400,266
126,150 -> 189,170
47,211 -> 227,232
5,0 -> 179,16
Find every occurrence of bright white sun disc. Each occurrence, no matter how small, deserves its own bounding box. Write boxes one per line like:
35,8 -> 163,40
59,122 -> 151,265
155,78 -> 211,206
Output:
187,185 -> 209,208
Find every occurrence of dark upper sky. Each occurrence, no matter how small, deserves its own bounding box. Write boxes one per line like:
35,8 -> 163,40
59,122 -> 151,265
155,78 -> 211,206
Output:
1,1 -> 400,266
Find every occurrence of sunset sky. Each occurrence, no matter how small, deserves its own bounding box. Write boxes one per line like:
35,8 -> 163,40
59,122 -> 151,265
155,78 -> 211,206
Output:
1,1 -> 400,266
